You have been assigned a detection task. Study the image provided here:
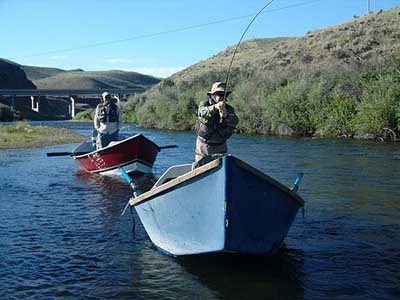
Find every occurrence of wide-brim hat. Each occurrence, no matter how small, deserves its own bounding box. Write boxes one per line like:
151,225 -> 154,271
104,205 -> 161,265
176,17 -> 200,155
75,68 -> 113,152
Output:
207,82 -> 232,95
102,91 -> 111,98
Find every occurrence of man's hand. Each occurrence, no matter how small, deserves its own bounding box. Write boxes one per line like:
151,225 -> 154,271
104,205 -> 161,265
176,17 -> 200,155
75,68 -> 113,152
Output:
214,102 -> 228,118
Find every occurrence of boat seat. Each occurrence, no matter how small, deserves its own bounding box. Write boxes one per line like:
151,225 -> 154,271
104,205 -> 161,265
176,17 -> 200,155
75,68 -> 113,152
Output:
153,164 -> 192,188
73,141 -> 95,153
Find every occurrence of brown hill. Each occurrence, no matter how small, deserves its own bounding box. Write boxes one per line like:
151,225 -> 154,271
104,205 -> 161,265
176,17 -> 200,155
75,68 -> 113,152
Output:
0,59 -> 36,89
31,70 -> 161,92
21,65 -> 66,80
167,7 -> 400,87
0,60 -> 162,120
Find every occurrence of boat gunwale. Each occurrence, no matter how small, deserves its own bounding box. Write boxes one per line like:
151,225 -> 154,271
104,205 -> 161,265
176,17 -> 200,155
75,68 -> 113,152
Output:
129,155 -> 305,207
73,133 -> 160,159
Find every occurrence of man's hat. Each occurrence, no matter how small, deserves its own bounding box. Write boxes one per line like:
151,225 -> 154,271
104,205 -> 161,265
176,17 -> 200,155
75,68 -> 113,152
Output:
207,82 -> 232,95
102,91 -> 111,98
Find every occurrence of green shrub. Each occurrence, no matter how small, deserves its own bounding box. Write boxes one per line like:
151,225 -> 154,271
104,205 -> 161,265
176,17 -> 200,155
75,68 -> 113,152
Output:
73,109 -> 95,121
0,103 -> 20,121
318,87 -> 357,137
355,65 -> 400,136
230,81 -> 271,134
263,78 -> 311,134
123,57 -> 400,139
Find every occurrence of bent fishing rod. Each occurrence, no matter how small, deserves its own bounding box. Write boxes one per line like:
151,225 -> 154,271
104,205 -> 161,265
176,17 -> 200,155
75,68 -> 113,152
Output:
120,1 -> 277,219
223,0 -> 276,100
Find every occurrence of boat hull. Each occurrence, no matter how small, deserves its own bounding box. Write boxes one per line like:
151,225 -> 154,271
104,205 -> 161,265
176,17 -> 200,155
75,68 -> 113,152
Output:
134,155 -> 304,256
73,134 -> 159,175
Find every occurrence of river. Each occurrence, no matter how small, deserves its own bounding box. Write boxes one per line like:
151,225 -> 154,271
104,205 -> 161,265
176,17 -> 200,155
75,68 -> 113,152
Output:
0,121 -> 399,299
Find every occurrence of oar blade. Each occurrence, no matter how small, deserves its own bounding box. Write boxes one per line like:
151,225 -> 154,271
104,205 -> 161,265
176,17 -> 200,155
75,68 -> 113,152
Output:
159,145 -> 178,150
46,151 -> 89,157
46,152 -> 73,157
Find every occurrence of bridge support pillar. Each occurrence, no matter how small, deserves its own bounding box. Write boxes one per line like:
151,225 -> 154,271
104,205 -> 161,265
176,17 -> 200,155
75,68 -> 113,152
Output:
69,96 -> 76,118
11,95 -> 15,110
31,96 -> 40,112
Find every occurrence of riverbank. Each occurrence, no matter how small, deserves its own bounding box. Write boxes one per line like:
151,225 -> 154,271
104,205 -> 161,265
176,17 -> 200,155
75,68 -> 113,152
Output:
0,122 -> 87,149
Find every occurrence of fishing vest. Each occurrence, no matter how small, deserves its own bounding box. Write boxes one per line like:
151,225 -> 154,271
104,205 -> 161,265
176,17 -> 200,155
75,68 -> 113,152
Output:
97,103 -> 119,123
194,100 -> 236,143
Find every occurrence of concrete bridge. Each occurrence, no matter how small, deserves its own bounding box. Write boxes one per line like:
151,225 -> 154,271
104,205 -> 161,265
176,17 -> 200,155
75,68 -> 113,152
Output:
0,88 -> 140,118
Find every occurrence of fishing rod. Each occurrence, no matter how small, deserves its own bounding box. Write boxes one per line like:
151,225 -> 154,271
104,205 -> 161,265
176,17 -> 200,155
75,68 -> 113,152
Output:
223,0 -> 276,100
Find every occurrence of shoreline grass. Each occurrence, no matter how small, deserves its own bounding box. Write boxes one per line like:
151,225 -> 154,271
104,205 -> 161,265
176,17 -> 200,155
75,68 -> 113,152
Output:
0,123 -> 87,149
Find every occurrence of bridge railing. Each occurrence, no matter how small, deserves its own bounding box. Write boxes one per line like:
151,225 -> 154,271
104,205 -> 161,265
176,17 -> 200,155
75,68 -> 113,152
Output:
0,88 -> 141,97
0,89 -> 138,117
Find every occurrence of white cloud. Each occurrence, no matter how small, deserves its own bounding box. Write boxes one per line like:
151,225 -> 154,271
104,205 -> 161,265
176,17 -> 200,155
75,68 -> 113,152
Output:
129,66 -> 186,78
105,58 -> 135,64
49,55 -> 68,60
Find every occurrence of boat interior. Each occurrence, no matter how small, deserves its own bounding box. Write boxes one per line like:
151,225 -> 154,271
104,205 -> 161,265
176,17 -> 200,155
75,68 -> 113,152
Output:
73,141 -> 95,154
153,164 -> 193,187
153,153 -> 229,188
154,154 -> 228,188
72,133 -> 134,155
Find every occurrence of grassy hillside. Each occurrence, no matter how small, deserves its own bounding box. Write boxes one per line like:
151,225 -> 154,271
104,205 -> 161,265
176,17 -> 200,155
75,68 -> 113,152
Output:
124,7 -> 400,141
32,70 -> 161,91
21,65 -> 66,80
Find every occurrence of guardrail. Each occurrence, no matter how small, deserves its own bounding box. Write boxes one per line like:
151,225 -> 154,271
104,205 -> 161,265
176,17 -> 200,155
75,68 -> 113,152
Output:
0,88 -> 141,96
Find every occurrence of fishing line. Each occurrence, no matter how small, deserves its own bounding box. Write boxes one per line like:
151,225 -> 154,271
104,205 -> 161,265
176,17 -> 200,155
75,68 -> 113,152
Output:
224,0 -> 276,97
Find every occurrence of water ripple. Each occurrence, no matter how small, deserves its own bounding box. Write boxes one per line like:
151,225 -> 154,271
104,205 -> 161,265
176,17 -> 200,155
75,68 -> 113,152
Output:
1,122 -> 399,299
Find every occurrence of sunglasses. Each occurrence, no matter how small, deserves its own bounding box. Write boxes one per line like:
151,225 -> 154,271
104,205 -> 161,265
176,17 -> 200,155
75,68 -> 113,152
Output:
214,92 -> 227,97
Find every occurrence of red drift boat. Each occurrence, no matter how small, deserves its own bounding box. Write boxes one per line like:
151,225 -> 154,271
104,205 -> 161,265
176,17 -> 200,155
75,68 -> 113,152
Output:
47,134 -> 175,175
74,134 -> 161,175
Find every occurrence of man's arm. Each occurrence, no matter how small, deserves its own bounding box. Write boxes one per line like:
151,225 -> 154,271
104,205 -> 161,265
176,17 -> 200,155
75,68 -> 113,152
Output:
117,106 -> 123,129
223,106 -> 239,128
197,100 -> 218,119
94,106 -> 100,131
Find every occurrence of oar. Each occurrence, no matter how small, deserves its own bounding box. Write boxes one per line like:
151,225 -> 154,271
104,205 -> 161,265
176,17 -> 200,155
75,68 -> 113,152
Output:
47,145 -> 177,156
119,167 -> 142,216
291,173 -> 304,193
46,151 -> 89,157
159,144 -> 178,150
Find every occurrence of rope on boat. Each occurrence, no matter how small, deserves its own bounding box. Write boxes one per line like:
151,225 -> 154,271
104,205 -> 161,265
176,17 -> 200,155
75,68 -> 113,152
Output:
130,206 -> 136,236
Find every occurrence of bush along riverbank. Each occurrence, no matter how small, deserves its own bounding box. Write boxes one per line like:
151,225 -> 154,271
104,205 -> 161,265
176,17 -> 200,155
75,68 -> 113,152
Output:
73,109 -> 95,122
0,103 -> 21,122
0,123 -> 87,149
123,59 -> 400,142
123,7 -> 400,142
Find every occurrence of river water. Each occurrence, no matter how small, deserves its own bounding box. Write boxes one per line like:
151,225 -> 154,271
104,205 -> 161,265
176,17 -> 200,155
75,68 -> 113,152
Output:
0,122 -> 399,300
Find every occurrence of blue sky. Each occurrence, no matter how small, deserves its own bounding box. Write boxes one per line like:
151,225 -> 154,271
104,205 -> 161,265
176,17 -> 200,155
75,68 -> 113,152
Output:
1,0 -> 399,78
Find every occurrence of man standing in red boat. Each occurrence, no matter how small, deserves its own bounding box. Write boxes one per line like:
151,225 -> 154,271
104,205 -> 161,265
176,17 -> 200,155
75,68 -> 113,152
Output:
194,82 -> 239,162
94,91 -> 122,149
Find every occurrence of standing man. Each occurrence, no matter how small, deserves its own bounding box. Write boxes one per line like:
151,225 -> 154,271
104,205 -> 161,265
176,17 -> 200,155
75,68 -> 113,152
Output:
194,82 -> 239,162
94,91 -> 122,149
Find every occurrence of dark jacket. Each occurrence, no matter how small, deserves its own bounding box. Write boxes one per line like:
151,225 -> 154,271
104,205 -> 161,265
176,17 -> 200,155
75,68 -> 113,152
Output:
195,98 -> 239,144
96,102 -> 119,123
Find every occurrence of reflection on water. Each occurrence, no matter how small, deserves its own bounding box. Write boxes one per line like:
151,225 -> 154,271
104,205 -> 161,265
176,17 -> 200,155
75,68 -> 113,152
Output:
177,247 -> 305,300
76,170 -> 156,194
0,122 -> 399,299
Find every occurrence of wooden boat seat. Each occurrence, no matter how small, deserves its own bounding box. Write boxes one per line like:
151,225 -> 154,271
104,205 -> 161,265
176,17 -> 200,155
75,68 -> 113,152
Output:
153,164 -> 192,188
